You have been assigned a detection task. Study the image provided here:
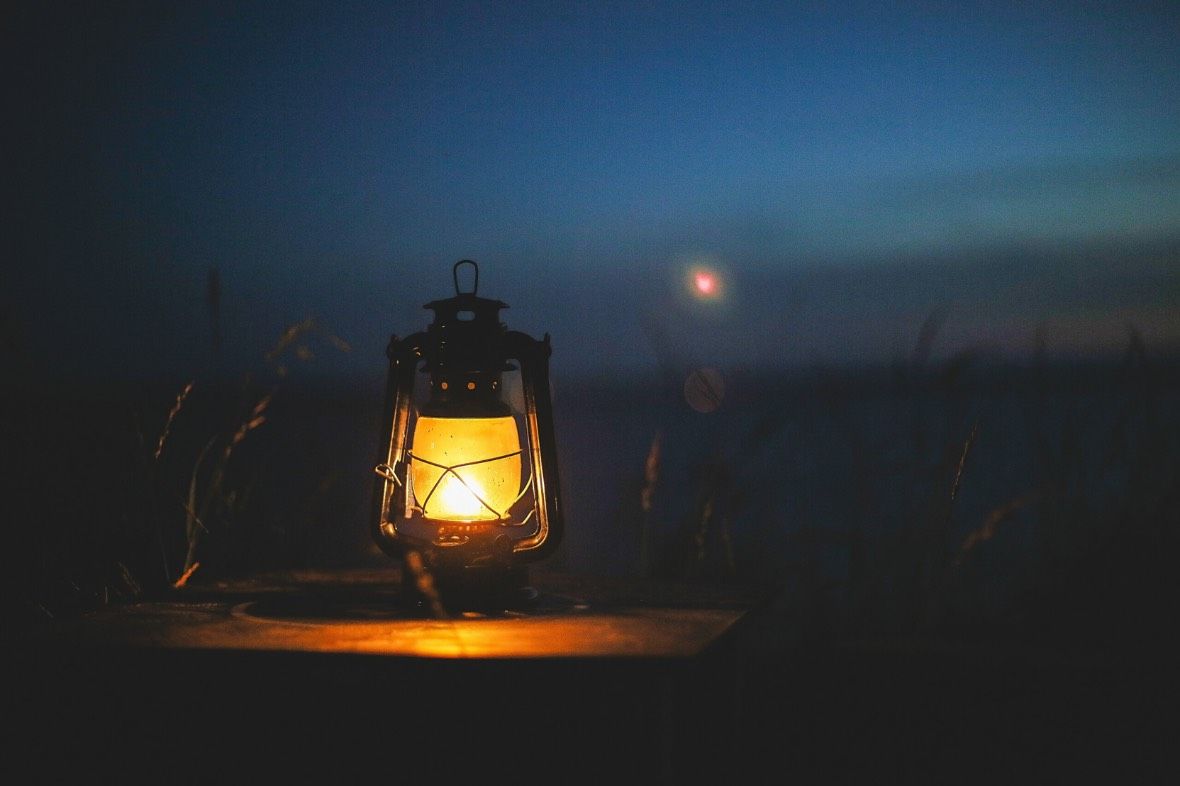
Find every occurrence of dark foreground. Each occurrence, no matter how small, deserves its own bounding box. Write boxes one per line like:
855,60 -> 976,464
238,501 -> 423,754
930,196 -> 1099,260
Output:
8,569 -> 1173,783
5,355 -> 1178,781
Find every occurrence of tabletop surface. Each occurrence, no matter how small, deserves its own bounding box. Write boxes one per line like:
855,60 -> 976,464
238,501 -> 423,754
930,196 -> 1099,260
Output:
24,567 -> 763,660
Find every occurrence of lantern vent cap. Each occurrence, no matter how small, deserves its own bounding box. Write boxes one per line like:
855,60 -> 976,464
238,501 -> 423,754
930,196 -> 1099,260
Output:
423,259 -> 508,321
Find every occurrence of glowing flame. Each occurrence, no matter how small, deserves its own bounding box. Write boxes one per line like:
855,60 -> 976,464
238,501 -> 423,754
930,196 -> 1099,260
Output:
433,473 -> 487,519
410,416 -> 521,521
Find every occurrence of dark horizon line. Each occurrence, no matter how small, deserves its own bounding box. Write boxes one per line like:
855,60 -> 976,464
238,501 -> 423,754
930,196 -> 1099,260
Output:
11,340 -> 1178,397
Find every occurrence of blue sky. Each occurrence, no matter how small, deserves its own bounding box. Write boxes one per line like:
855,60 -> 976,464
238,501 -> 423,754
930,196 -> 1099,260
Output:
8,1 -> 1180,378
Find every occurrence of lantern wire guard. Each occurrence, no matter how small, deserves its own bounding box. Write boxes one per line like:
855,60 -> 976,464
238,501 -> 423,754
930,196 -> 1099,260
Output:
374,458 -> 535,526
370,260 -> 563,607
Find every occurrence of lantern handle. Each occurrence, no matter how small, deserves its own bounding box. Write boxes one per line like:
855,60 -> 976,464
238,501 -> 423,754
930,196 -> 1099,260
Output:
453,259 -> 478,295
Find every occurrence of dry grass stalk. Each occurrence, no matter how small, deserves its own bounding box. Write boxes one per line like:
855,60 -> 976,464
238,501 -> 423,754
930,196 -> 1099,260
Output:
207,267 -> 222,356
167,316 -> 350,583
266,318 -> 318,362
404,549 -> 447,619
638,431 -> 663,576
719,513 -> 735,574
264,317 -> 352,375
172,561 -> 200,589
955,491 -> 1040,566
182,438 -> 217,574
179,390 -> 271,575
116,561 -> 141,598
154,381 -> 193,460
222,391 -> 272,463
694,494 -> 714,563
640,431 -> 662,513
950,420 -> 980,504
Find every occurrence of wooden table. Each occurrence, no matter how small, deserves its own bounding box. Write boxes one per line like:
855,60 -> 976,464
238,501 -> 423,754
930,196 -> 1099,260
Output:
11,568 -> 765,781
11,569 -> 1170,781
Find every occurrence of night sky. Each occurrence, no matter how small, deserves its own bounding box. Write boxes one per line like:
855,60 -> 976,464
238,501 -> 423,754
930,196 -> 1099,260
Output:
8,1 -> 1180,380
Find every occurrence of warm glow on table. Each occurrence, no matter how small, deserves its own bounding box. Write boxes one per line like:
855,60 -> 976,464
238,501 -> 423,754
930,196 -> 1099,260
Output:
28,570 -> 756,660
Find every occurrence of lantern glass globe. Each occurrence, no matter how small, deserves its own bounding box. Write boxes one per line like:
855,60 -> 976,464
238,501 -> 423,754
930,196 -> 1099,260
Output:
410,415 -> 523,522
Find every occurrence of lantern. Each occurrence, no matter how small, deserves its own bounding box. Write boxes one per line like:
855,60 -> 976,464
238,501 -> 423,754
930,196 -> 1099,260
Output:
372,260 -> 563,606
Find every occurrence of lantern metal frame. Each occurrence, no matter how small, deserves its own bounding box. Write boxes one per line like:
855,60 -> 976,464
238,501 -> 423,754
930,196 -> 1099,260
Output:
371,261 -> 563,604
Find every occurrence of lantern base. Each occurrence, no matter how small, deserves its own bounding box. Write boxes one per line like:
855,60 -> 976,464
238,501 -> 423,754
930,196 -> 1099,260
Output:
402,558 -> 535,612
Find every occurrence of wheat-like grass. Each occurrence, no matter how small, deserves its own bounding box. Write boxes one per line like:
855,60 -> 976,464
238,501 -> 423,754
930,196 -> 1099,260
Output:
222,391 -> 272,463
172,561 -> 200,589
154,381 -> 193,460
955,491 -> 1040,566
404,549 -> 447,619
176,389 -> 272,576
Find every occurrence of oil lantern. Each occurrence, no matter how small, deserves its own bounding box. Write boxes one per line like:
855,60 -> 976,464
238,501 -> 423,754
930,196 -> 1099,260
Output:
372,261 -> 563,606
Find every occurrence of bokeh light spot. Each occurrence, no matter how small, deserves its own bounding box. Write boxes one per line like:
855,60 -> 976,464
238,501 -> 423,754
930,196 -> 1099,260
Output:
684,367 -> 725,413
695,272 -> 716,295
686,265 -> 725,302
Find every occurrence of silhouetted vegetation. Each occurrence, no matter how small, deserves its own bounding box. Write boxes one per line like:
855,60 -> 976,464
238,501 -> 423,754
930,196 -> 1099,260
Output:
5,299 -> 1178,666
600,317 -> 1179,658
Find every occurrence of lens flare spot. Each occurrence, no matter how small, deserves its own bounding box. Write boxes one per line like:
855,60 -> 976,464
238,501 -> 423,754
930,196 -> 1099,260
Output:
686,265 -> 724,301
684,367 -> 725,413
